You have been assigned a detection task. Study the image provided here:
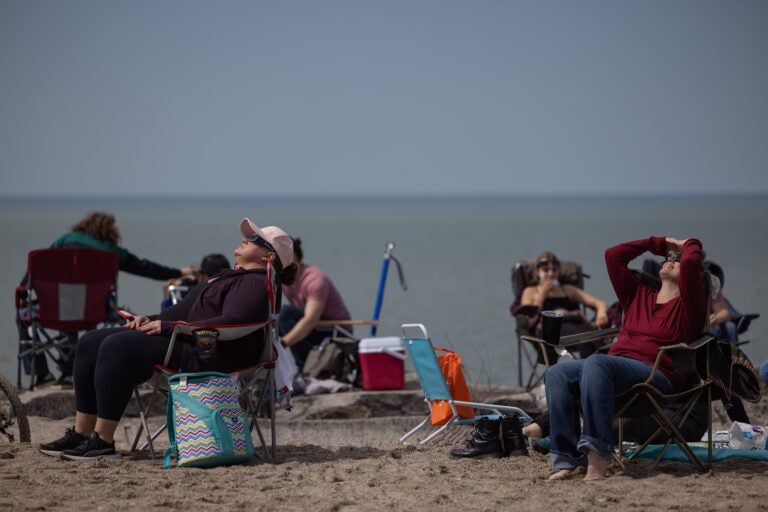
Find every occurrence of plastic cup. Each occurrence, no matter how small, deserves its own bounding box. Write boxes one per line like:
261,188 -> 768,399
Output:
541,311 -> 564,345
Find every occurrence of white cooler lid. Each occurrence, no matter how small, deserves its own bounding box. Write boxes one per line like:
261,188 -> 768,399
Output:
359,336 -> 403,353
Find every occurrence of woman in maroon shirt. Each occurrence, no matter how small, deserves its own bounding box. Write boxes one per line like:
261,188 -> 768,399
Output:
545,237 -> 706,481
38,218 -> 297,461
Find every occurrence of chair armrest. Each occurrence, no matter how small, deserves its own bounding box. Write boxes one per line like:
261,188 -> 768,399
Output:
645,334 -> 715,383
559,328 -> 620,349
736,313 -> 760,336
519,334 -> 557,348
316,319 -> 378,327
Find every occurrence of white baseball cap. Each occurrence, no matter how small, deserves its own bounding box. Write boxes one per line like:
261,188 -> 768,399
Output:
239,218 -> 294,269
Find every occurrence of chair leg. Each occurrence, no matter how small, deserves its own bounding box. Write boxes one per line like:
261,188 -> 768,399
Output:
132,386 -> 156,460
400,416 -> 430,443
244,369 -> 275,462
419,417 -> 456,445
646,395 -> 707,473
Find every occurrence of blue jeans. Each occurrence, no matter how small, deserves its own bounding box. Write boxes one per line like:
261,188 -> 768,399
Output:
544,354 -> 673,470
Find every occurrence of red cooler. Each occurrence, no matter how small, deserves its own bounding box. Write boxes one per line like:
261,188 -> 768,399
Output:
359,337 -> 405,390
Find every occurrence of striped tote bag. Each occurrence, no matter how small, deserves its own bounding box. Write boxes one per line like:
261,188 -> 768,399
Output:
164,372 -> 254,468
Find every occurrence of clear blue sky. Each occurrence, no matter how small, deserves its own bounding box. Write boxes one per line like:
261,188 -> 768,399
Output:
1,1 -> 766,197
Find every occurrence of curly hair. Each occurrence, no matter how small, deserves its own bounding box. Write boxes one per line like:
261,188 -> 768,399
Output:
71,212 -> 121,245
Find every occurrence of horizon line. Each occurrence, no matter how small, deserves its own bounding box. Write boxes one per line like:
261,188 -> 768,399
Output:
2,191 -> 768,201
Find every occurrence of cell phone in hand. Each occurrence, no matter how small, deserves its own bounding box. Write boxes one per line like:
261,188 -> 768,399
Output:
118,310 -> 135,321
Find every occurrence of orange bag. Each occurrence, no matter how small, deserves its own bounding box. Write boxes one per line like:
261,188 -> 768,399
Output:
430,348 -> 475,426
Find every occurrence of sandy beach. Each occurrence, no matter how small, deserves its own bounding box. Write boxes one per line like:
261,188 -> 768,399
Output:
2,385 -> 768,512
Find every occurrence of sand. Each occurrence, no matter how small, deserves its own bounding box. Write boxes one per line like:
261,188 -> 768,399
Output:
2,388 -> 768,512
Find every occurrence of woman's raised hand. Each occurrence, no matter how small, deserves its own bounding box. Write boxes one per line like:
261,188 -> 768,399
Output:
665,237 -> 687,252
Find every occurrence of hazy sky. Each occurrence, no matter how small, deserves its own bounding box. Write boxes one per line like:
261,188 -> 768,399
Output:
1,1 -> 767,197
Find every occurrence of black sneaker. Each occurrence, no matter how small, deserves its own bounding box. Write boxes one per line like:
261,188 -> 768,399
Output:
39,426 -> 88,457
60,433 -> 119,461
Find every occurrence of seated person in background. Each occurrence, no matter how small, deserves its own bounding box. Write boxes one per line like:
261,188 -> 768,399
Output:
161,253 -> 232,309
279,238 -> 351,373
37,218 -> 297,460
520,251 -> 610,358
702,260 -> 738,342
545,237 -> 707,481
20,211 -> 194,387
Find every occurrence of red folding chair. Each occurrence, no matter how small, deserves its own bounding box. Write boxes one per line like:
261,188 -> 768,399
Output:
16,248 -> 119,390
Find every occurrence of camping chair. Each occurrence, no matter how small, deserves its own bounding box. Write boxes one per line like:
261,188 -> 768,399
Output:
130,320 -> 280,461
131,262 -> 287,462
399,323 -> 531,445
16,248 -> 119,390
613,334 -> 716,473
612,269 -> 718,473
509,257 -> 616,390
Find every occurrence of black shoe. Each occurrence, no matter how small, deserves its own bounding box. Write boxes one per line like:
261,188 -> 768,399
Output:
33,373 -> 56,389
39,426 -> 88,457
57,375 -> 74,388
61,433 -> 119,461
450,417 -> 504,459
501,415 -> 529,457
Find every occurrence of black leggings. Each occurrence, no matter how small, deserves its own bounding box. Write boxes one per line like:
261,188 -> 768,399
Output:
73,327 -> 184,421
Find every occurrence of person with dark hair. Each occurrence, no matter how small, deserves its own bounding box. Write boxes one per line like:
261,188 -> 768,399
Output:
545,237 -> 707,481
38,218 -> 297,461
278,237 -> 351,372
20,211 -> 195,386
161,253 -> 232,309
520,250 -> 610,358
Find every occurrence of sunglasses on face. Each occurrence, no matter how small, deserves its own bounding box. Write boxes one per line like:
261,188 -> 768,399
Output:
538,265 -> 559,273
247,236 -> 276,254
665,252 -> 681,263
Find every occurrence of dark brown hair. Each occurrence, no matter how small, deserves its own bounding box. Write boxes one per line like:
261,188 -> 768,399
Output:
536,251 -> 560,268
280,263 -> 298,286
71,212 -> 121,245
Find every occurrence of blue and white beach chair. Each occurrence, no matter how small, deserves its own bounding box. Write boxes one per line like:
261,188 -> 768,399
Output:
400,323 -> 531,445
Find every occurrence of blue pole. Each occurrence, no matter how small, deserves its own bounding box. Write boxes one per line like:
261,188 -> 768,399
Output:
370,243 -> 395,335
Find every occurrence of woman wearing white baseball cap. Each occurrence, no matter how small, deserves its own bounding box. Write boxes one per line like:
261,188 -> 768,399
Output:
39,217 -> 297,461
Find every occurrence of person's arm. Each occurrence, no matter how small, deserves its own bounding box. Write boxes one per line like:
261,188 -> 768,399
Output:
605,237 -> 666,309
710,292 -> 729,326
280,298 -> 325,347
116,246 -> 190,281
673,238 -> 707,322
565,285 -> 609,327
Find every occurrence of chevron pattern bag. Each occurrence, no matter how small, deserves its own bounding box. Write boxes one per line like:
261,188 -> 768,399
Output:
163,372 -> 254,469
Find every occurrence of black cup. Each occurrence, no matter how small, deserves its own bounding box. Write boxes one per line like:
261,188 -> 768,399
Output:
540,311 -> 564,345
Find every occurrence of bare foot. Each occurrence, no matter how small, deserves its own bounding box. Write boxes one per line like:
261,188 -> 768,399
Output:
548,467 -> 584,481
523,422 -> 544,438
584,451 -> 611,481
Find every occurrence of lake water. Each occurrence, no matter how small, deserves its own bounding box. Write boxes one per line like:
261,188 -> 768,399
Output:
1,195 -> 766,386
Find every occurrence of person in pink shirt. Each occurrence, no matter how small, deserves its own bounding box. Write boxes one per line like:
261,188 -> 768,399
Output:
279,238 -> 351,371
